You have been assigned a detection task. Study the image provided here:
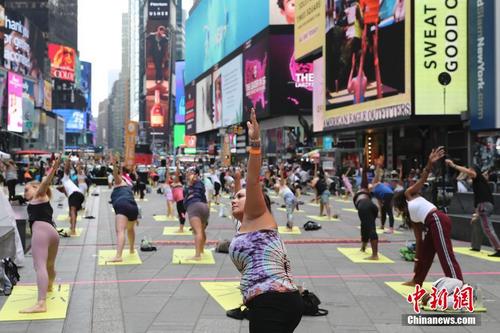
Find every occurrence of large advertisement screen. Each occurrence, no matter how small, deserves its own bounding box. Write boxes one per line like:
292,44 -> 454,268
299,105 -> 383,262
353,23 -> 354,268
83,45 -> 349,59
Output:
270,0 -> 296,25
243,37 -> 269,120
415,0 -> 467,115
269,34 -> 313,114
294,0 -> 324,60
22,78 -> 37,137
175,61 -> 185,123
313,57 -> 324,132
173,124 -> 185,149
217,54 -> 243,127
185,82 -> 196,134
196,73 -> 214,133
145,16 -> 171,140
81,61 -> 92,114
54,109 -> 87,132
324,0 -> 411,129
3,11 -> 45,79
0,70 -> 6,114
7,72 -> 23,133
48,43 -> 76,81
185,0 -> 269,83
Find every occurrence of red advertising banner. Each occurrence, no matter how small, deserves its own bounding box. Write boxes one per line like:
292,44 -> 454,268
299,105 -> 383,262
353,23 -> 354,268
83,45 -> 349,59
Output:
48,43 -> 76,82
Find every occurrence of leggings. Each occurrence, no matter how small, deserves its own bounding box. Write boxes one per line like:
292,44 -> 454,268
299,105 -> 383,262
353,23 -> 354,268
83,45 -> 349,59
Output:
247,291 -> 303,333
31,222 -> 60,301
176,200 -> 186,225
7,179 -> 17,201
380,194 -> 394,228
474,202 -> 500,250
357,199 -> 379,243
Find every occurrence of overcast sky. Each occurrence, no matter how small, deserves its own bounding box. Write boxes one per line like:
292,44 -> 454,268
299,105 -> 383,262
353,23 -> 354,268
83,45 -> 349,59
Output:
78,0 -> 193,118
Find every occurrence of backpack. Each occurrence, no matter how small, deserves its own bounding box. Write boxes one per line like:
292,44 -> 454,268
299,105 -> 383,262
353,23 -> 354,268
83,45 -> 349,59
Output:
303,221 -> 322,231
1,257 -> 20,287
140,239 -> 157,252
302,290 -> 329,316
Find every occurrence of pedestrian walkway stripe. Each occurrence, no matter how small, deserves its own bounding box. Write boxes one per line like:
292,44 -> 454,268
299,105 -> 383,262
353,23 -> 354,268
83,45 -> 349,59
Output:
0,284 -> 70,321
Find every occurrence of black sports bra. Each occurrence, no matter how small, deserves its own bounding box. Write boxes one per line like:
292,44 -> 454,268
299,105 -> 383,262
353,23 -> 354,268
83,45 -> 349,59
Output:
27,201 -> 55,229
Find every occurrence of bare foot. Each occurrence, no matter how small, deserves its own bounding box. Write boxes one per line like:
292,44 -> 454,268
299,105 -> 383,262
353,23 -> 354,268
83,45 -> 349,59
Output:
70,229 -> 77,236
402,280 -> 416,287
106,256 -> 123,264
175,229 -> 185,233
365,255 -> 379,260
360,246 -> 366,252
188,256 -> 202,261
19,301 -> 47,313
129,249 -> 135,254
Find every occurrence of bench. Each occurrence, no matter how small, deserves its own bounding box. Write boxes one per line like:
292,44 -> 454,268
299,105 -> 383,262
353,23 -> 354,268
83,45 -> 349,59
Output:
447,192 -> 500,246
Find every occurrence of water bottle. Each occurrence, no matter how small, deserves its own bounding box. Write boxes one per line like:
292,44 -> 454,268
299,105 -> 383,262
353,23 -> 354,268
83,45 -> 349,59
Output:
474,285 -> 483,309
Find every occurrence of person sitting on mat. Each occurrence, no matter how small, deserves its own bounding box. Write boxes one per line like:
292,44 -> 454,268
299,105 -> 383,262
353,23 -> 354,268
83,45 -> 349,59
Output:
445,159 -> 500,257
229,108 -> 303,332
184,166 -> 209,260
20,156 -> 61,313
393,147 -> 463,287
108,154 -> 139,263
57,158 -> 85,236
354,168 -> 378,260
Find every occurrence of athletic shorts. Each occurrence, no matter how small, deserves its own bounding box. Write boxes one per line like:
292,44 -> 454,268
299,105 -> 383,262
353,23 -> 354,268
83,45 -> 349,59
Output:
320,190 -> 330,205
113,200 -> 139,221
68,191 -> 85,211
214,182 -> 221,195
186,202 -> 209,225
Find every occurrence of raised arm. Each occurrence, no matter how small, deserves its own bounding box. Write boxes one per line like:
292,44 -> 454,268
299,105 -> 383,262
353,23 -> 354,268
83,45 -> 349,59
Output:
234,168 -> 242,194
279,164 -> 286,187
445,160 -> 476,179
113,154 -> 122,186
405,147 -> 445,199
64,157 -> 71,176
372,156 -> 384,184
244,109 -> 268,220
37,157 -> 61,197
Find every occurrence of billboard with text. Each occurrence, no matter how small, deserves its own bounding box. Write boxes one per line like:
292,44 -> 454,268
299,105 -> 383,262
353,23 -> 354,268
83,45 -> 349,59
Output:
48,43 -> 76,81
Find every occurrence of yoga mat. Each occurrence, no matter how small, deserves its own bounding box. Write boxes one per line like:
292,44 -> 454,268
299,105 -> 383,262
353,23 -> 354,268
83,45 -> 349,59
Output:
307,203 -> 320,207
153,215 -> 178,222
97,249 -> 142,265
172,249 -> 215,264
356,226 -> 402,235
337,247 -> 394,263
135,198 -> 149,202
385,282 -> 487,313
277,208 -> 306,213
277,226 -> 301,235
453,247 -> 500,262
55,215 -> 82,222
60,228 -> 83,237
210,208 -> 218,213
342,208 -> 358,213
200,281 -> 243,311
334,199 -> 351,203
0,284 -> 70,321
306,215 -> 340,222
163,227 -> 192,236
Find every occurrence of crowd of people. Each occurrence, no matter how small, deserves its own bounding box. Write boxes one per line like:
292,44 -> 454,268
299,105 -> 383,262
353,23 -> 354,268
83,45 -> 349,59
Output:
1,112 -> 499,331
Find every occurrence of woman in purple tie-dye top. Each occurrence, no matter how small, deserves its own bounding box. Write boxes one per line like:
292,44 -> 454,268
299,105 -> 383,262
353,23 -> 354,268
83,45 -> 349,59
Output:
229,109 -> 303,333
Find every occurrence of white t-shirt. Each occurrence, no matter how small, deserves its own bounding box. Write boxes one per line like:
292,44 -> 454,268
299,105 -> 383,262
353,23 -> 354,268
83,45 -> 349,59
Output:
62,174 -> 82,197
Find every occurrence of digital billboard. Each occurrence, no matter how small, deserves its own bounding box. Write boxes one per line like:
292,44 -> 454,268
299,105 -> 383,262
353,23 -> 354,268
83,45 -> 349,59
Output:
173,124 -> 185,149
3,11 -> 45,79
469,0 -> 499,130
148,1 -> 170,20
269,34 -> 313,114
81,61 -> 92,114
54,109 -> 87,132
270,0 -> 295,25
43,80 -> 52,111
415,0 -> 467,115
243,37 -> 269,119
294,0 -> 324,60
22,78 -> 36,136
175,61 -> 185,123
185,0 -> 269,83
313,57 -> 324,132
218,54 -> 243,127
324,0 -> 411,129
185,82 -> 196,134
48,43 -> 76,81
7,71 -> 23,133
0,69 -> 6,113
145,15 -> 171,140
196,73 -> 214,133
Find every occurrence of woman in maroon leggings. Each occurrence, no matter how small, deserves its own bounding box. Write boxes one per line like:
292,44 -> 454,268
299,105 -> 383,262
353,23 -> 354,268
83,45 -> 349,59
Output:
20,156 -> 61,313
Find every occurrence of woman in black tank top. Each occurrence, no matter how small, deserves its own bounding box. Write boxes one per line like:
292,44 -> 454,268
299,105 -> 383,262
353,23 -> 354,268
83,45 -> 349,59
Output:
20,157 -> 61,314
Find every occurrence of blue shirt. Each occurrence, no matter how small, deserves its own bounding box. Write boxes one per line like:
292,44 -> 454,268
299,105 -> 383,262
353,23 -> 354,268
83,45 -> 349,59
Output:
184,180 -> 207,208
372,183 -> 394,200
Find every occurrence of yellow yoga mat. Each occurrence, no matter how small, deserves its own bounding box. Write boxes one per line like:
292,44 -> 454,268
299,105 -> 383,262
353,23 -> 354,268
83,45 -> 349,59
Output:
307,203 -> 320,207
97,249 -> 142,265
0,284 -> 70,321
210,208 -> 218,213
172,249 -> 215,264
306,215 -> 340,222
277,208 -> 306,213
453,247 -> 500,262
135,198 -> 149,202
163,227 -> 192,236
334,199 -> 351,203
278,226 -> 301,235
356,226 -> 402,235
385,282 -> 487,313
200,281 -> 243,311
342,208 -> 358,213
60,228 -> 83,237
337,247 -> 394,263
153,215 -> 178,222
56,215 -> 82,222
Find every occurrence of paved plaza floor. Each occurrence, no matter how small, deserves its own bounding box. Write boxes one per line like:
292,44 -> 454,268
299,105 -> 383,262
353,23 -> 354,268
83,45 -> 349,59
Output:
1,186 -> 499,332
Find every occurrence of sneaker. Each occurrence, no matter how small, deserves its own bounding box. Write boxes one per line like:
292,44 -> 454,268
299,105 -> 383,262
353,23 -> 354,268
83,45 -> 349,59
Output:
488,251 -> 500,257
